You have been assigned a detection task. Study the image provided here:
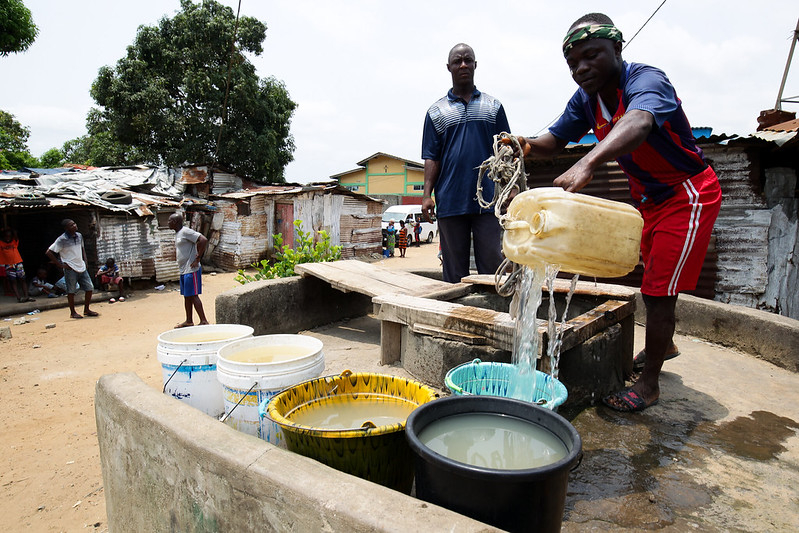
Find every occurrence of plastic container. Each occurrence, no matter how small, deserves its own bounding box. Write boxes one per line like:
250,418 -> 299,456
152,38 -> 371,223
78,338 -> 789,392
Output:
157,324 -> 254,417
217,334 -> 325,445
503,187 -> 643,278
265,370 -> 438,493
406,396 -> 582,533
445,359 -> 567,411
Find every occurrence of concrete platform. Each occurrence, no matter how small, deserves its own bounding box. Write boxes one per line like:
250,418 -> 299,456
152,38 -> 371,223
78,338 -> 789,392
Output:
280,313 -> 799,532
97,301 -> 799,532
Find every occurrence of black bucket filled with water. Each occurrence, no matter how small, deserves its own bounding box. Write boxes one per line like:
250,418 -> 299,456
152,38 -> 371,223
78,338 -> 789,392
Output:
406,396 -> 582,533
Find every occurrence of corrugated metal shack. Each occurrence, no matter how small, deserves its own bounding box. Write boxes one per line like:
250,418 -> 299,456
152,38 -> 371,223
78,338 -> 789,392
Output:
180,177 -> 384,270
0,166 -> 386,284
0,166 -> 186,284
525,126 -> 799,319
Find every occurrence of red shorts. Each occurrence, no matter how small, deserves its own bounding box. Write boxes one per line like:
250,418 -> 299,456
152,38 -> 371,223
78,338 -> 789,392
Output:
639,166 -> 721,297
100,274 -> 123,285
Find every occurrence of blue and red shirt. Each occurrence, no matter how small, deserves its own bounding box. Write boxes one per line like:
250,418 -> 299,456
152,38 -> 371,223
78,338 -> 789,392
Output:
550,62 -> 707,206
422,87 -> 510,218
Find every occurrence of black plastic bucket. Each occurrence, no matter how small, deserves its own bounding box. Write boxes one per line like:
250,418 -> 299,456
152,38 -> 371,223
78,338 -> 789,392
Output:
406,396 -> 582,533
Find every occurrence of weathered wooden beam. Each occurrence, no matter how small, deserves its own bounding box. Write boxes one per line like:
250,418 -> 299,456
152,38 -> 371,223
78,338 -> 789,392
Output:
461,274 -> 636,301
295,260 -> 471,301
411,323 -> 489,345
380,321 -> 402,365
374,294 -> 634,356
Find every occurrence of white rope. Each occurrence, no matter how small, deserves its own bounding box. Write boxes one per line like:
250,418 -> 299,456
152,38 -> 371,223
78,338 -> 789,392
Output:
476,132 -> 528,295
476,132 -> 528,228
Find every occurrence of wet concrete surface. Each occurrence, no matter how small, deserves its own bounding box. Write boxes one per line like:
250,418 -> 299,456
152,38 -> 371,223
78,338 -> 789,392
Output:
309,315 -> 799,532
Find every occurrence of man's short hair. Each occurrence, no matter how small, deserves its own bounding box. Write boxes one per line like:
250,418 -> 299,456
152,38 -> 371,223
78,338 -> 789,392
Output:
448,43 -> 475,62
570,12 -> 614,30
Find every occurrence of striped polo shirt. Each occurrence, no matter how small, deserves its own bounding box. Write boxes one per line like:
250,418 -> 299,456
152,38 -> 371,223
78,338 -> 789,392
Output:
550,62 -> 707,206
422,87 -> 510,218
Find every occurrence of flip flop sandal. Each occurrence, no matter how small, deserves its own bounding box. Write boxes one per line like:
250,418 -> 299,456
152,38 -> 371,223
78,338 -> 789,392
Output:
632,346 -> 681,372
602,388 -> 659,413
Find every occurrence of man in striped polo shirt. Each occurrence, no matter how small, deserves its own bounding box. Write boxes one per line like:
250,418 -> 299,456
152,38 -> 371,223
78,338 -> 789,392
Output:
512,13 -> 721,411
422,43 -> 511,283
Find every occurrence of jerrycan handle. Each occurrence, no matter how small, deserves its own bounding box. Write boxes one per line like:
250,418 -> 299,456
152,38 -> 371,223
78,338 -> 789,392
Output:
505,212 -> 546,236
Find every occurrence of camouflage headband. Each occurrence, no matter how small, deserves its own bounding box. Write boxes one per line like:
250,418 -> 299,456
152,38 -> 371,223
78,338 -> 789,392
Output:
562,24 -> 624,57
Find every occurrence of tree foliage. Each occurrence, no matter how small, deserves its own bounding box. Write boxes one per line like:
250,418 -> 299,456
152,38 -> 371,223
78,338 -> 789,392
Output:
89,0 -> 296,182
0,110 -> 38,169
0,0 -> 38,56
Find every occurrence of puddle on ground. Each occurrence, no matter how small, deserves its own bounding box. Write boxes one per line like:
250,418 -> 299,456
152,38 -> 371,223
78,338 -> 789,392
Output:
695,410 -> 799,461
564,405 -> 799,529
564,404 -> 717,528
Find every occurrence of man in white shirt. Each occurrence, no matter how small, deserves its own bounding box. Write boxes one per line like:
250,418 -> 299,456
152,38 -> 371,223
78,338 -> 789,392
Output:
46,219 -> 98,319
168,212 -> 209,328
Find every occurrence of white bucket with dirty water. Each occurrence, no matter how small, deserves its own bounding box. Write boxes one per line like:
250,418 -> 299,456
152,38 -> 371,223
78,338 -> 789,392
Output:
216,334 -> 325,446
157,324 -> 254,417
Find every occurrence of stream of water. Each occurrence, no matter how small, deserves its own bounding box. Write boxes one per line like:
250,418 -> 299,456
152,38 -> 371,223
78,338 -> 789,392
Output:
510,264 -> 579,405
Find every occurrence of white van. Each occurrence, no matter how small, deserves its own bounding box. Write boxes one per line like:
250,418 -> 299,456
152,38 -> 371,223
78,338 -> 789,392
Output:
381,205 -> 438,243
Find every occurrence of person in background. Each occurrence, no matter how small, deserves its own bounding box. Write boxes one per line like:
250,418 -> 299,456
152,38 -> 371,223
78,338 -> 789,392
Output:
397,220 -> 408,258
97,257 -> 126,302
46,219 -> 99,319
0,227 -> 34,303
29,267 -> 59,298
422,42 -> 510,282
509,13 -> 721,412
385,219 -> 396,257
168,212 -> 209,328
413,219 -> 423,246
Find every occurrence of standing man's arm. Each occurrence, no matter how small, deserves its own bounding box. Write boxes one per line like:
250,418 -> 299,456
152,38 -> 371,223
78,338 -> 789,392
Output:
46,249 -> 68,270
192,234 -> 208,269
422,159 -> 440,222
81,240 -> 89,271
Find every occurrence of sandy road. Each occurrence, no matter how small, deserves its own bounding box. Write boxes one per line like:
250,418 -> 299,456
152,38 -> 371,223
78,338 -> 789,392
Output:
0,240 -> 440,532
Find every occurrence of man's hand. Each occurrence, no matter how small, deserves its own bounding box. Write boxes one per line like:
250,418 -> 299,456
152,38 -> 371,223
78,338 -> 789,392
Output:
422,196 -> 436,222
499,135 -> 532,159
553,158 -> 594,193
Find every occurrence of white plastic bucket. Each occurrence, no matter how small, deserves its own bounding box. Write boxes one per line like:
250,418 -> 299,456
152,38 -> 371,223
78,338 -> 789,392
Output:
157,324 -> 254,417
216,334 -> 325,446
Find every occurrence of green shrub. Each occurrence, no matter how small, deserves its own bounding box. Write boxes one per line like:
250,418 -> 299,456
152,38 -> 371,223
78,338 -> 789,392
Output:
235,220 -> 342,284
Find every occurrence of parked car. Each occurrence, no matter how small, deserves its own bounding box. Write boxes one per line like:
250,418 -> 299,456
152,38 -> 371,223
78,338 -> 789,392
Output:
381,205 -> 437,243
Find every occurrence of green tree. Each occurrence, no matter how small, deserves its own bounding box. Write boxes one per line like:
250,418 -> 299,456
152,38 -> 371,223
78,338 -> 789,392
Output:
89,0 -> 296,182
0,110 -> 38,169
39,147 -> 64,168
0,0 -> 38,56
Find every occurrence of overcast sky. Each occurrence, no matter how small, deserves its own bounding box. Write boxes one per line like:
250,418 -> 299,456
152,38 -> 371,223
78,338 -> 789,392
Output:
2,1 -> 798,183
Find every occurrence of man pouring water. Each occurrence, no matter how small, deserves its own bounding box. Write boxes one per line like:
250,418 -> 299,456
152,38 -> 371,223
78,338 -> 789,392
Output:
508,13 -> 721,412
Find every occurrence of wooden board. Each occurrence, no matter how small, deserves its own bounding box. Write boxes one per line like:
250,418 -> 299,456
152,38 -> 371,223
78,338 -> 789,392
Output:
373,293 -> 634,354
461,274 -> 636,301
295,260 -> 471,301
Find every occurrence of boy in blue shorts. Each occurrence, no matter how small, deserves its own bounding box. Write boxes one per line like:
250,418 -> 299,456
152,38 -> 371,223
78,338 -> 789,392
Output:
168,212 -> 209,328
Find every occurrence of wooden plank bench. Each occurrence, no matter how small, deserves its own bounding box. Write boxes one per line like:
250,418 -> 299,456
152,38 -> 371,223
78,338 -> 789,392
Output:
294,260 -> 471,301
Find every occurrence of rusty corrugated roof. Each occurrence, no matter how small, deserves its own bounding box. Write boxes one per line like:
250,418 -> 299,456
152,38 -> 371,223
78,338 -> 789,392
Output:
762,118 -> 799,132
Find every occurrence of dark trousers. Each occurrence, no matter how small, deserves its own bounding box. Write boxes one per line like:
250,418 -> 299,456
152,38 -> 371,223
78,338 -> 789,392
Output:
438,213 -> 503,283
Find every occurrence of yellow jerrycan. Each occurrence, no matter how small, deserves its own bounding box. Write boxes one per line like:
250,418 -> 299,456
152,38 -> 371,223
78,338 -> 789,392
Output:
502,187 -> 644,278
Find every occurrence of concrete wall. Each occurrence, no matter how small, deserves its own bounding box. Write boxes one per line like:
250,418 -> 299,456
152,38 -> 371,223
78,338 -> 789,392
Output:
635,292 -> 799,372
96,373 -> 497,533
215,275 -> 372,335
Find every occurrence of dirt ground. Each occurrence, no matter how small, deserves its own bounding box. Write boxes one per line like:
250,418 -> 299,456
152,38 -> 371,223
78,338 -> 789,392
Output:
0,241 -> 441,532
